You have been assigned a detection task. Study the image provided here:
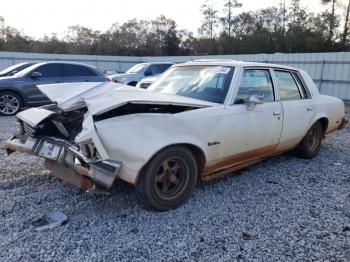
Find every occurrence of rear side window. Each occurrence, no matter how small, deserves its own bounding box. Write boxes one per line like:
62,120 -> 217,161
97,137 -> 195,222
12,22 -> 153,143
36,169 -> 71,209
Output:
235,69 -> 274,104
292,72 -> 308,98
35,64 -> 65,78
275,71 -> 302,101
65,64 -> 97,77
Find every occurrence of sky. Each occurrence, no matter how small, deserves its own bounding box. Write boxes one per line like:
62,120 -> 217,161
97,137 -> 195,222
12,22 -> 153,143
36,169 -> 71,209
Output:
0,0 -> 327,38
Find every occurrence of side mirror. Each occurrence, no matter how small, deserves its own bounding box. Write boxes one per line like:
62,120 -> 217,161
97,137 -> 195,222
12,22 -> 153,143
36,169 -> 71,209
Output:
30,71 -> 42,79
144,70 -> 152,76
247,95 -> 264,110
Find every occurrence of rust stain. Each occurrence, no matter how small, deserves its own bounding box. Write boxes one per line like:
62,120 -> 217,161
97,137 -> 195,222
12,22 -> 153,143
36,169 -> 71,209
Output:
45,160 -> 94,190
338,117 -> 348,130
201,145 -> 277,180
326,118 -> 348,135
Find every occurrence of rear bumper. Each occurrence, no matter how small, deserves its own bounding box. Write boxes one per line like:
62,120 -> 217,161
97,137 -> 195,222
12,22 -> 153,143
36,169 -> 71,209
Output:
4,136 -> 122,190
338,117 -> 348,130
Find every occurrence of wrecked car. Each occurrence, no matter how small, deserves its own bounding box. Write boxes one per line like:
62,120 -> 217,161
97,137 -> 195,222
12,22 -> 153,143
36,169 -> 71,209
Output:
4,60 -> 348,211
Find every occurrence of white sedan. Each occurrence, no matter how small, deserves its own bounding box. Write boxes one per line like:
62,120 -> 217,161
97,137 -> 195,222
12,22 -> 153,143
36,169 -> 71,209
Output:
5,60 -> 347,211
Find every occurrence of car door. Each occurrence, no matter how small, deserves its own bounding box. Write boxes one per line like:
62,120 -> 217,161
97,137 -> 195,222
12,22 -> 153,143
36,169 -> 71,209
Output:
273,70 -> 316,151
209,68 -> 283,173
64,64 -> 102,83
22,63 -> 65,105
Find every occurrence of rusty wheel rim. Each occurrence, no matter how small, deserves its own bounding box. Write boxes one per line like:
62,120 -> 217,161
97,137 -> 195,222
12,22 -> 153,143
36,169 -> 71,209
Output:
0,94 -> 19,115
307,126 -> 320,152
154,157 -> 189,200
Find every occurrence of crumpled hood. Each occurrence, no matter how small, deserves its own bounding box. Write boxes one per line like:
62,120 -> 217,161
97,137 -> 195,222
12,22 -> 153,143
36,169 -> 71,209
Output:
37,82 -> 216,115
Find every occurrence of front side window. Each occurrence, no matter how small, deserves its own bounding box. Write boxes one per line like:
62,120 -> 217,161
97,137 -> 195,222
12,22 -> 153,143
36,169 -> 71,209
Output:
35,64 -> 65,78
235,69 -> 274,104
148,65 -> 234,104
275,71 -> 302,101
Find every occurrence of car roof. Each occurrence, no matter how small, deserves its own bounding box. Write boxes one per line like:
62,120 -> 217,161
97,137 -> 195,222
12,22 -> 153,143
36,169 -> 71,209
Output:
33,61 -> 96,68
138,62 -> 174,65
177,59 -> 300,71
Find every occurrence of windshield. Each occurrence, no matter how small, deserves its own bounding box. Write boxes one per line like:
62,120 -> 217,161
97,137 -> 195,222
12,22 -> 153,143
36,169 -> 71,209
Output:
126,64 -> 148,73
0,63 -> 30,75
148,65 -> 234,104
12,63 -> 40,77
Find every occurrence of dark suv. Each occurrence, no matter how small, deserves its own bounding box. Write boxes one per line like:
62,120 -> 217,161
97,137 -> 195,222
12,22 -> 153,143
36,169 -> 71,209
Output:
0,62 -> 109,115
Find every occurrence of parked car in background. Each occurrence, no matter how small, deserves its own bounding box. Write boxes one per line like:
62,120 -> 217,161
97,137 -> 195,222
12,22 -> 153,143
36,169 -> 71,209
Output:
136,75 -> 159,89
0,61 -> 110,115
111,62 -> 173,86
0,62 -> 36,77
4,60 -> 347,211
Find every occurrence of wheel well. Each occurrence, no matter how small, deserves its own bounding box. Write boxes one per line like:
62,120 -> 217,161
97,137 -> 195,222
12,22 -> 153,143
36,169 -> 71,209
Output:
317,117 -> 329,134
128,81 -> 138,86
136,143 -> 207,184
0,89 -> 24,105
181,144 -> 206,175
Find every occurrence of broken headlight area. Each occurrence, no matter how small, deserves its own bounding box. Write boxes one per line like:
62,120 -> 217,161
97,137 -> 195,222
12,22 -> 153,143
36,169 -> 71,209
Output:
15,105 -> 87,142
5,135 -> 122,191
6,105 -> 121,191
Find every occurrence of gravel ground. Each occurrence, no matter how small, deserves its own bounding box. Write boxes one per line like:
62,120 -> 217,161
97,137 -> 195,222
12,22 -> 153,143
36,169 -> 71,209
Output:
0,106 -> 349,262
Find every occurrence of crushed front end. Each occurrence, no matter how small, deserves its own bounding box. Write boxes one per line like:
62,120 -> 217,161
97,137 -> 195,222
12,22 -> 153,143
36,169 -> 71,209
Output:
4,106 -> 122,191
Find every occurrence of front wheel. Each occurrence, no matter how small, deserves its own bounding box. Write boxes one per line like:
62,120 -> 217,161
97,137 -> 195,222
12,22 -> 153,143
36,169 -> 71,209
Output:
295,122 -> 323,159
136,146 -> 198,211
0,92 -> 22,116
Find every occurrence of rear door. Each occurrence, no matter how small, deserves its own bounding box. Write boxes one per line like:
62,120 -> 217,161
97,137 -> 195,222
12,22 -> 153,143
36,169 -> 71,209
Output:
273,70 -> 316,151
23,63 -> 65,105
64,64 -> 102,83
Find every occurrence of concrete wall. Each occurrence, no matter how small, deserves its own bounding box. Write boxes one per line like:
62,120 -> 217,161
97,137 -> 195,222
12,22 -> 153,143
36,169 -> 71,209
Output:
1,51 -> 350,101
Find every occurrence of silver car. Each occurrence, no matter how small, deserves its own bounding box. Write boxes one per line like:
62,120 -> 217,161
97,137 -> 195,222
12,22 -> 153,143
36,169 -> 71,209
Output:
136,75 -> 159,89
111,62 -> 173,86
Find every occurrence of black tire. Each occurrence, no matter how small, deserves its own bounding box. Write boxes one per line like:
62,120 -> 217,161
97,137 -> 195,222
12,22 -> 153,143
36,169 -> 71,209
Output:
136,146 -> 198,211
0,91 -> 22,116
128,82 -> 138,87
295,122 -> 323,159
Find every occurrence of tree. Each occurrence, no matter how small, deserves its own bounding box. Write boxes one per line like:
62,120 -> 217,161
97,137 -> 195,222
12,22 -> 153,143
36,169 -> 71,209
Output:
199,3 -> 218,40
65,25 -> 101,54
285,0 -> 310,52
199,2 -> 219,54
220,0 -> 242,37
342,0 -> 350,48
321,0 -> 339,47
150,16 -> 180,56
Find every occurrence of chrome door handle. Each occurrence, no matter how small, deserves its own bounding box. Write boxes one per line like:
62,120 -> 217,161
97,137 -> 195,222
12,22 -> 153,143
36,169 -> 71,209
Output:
273,112 -> 281,116
307,107 -> 313,111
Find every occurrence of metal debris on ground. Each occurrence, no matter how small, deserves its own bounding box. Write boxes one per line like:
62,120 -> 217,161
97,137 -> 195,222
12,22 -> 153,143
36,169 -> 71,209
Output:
30,211 -> 68,231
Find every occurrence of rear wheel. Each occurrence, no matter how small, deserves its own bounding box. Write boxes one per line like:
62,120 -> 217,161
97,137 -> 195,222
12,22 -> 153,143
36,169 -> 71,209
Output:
295,122 -> 323,159
136,146 -> 198,211
0,92 -> 22,116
